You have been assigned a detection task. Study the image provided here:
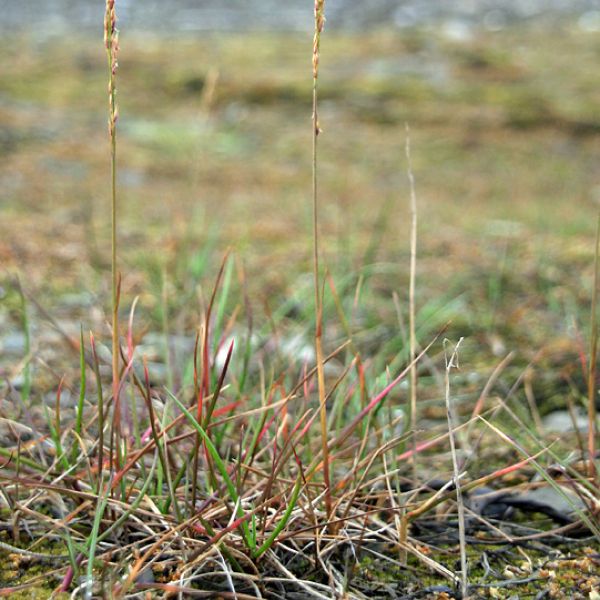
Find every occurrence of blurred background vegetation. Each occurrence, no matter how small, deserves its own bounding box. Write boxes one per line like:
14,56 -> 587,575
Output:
1,1 -> 600,421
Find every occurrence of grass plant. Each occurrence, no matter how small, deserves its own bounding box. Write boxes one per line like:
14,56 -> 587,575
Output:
311,0 -> 333,526
0,2 -> 598,599
105,0 -> 122,479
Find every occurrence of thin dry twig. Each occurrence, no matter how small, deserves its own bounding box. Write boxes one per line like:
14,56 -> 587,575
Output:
443,337 -> 468,597
405,123 -> 419,481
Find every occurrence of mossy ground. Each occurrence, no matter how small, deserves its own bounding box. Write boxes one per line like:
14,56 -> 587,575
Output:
0,537 -> 69,598
1,535 -> 596,598
352,544 -> 600,599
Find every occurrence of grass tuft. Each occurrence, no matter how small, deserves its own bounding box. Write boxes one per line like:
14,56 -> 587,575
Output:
0,4 -> 598,599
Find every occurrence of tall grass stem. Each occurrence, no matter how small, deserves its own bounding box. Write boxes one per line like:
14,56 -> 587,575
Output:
405,125 -> 418,479
104,0 -> 120,469
312,0 -> 333,525
587,211 -> 600,481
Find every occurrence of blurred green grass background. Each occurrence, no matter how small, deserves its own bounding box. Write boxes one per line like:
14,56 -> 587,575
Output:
1,24 -> 599,413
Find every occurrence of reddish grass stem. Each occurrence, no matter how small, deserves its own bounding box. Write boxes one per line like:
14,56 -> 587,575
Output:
104,0 -> 120,471
191,252 -> 230,512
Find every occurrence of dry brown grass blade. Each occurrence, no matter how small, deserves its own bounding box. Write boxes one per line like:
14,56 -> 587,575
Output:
443,337 -> 468,597
468,351 -> 515,437
405,123 -> 419,482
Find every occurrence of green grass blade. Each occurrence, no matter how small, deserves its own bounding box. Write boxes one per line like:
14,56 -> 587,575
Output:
84,474 -> 111,600
71,326 -> 87,465
166,388 -> 255,550
252,475 -> 302,559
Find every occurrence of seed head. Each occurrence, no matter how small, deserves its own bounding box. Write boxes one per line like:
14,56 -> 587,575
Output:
105,0 -> 119,141
312,0 -> 326,80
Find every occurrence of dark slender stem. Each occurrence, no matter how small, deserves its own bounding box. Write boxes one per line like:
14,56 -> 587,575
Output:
587,211 -> 600,481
